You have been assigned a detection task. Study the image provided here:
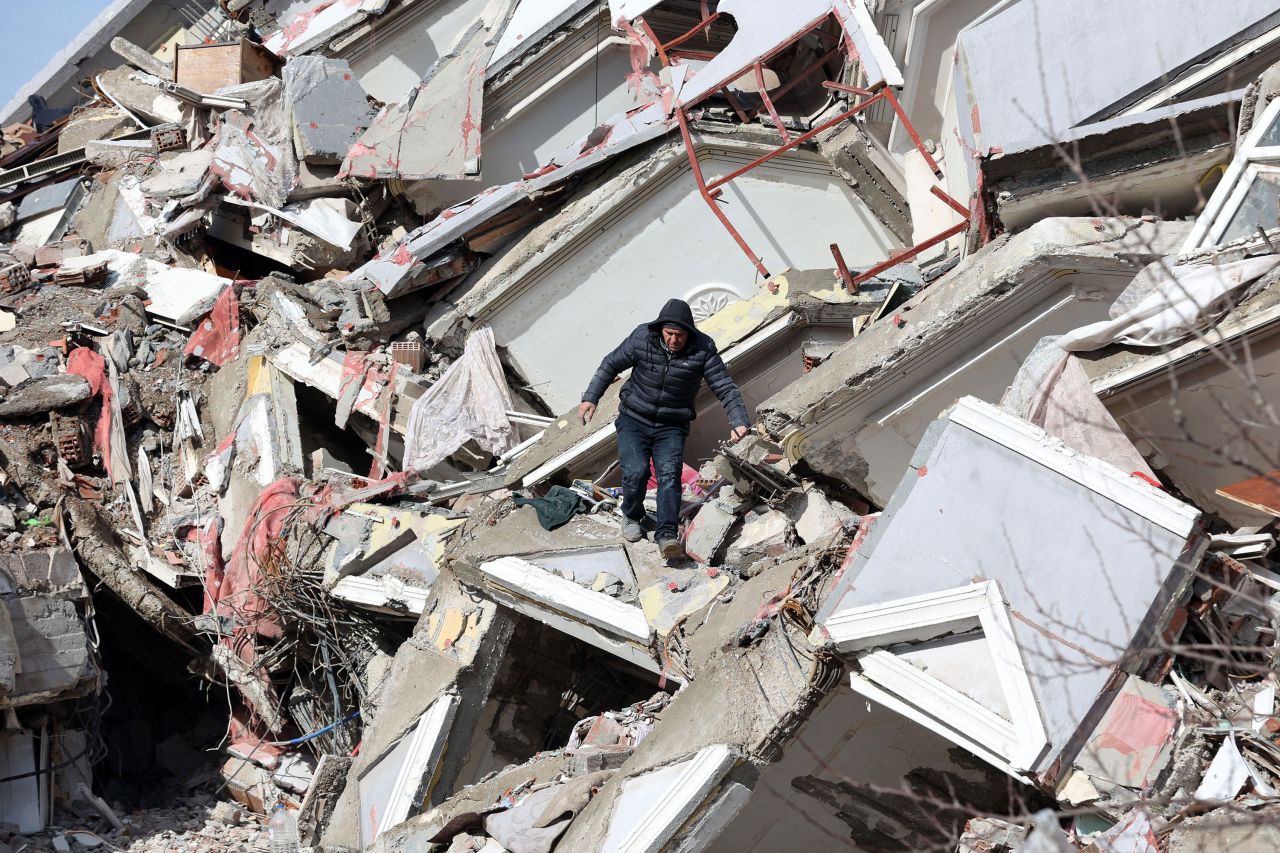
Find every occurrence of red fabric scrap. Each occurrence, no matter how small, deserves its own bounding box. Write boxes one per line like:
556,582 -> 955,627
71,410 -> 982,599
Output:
183,284 -> 241,367
187,519 -> 225,613
66,347 -> 113,475
216,478 -> 301,639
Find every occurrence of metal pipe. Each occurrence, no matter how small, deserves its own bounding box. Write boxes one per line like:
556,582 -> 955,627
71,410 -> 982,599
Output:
830,243 -> 855,294
822,80 -> 872,97
929,184 -> 970,218
849,219 -> 969,287
755,62 -> 791,144
705,92 -> 885,192
677,109 -> 771,278
769,47 -> 844,103
637,17 -> 669,67
883,87 -> 943,177
721,87 -> 755,124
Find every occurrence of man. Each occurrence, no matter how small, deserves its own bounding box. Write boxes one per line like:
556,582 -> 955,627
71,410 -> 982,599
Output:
579,299 -> 750,559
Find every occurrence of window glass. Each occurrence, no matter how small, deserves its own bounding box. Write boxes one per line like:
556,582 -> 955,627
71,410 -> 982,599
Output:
1259,110 -> 1280,148
1220,170 -> 1280,244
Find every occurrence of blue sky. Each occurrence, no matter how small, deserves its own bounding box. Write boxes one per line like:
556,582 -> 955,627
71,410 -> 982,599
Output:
2,1 -> 110,106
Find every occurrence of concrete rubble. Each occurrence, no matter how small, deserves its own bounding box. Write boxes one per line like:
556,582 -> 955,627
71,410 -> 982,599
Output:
4,1 -> 1280,851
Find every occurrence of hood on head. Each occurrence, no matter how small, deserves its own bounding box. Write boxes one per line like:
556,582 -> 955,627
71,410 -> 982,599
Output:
647,298 -> 697,335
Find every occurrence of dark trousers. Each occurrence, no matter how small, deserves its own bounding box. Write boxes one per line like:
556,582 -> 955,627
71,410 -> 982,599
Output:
615,413 -> 687,541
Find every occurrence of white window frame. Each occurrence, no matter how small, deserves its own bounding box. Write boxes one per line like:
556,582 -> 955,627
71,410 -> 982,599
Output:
602,744 -> 737,853
358,694 -> 460,847
1183,97 -> 1280,251
479,556 -> 671,679
823,580 -> 1049,772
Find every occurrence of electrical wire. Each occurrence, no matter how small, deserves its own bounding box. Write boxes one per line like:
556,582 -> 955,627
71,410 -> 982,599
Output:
266,711 -> 360,747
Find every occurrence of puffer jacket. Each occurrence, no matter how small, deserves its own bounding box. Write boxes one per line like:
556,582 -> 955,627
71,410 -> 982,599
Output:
582,300 -> 750,429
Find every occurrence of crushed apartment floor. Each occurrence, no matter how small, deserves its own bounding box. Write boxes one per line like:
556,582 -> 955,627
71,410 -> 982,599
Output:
4,1 -> 1280,852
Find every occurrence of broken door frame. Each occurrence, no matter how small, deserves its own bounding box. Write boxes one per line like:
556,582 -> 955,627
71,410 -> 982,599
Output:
822,580 -> 1049,772
634,4 -> 968,284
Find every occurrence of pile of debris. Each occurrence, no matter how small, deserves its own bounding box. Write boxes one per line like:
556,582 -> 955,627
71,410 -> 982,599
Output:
4,0 -> 1280,851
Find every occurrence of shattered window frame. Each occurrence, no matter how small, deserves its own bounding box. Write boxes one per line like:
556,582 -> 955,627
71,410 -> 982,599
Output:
1184,97 -> 1280,251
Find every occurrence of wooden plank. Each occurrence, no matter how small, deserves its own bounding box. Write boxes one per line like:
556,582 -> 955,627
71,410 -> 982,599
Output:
1217,470 -> 1280,517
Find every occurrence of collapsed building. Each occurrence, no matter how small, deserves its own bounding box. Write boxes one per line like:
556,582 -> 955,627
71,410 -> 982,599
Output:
3,0 -> 1280,851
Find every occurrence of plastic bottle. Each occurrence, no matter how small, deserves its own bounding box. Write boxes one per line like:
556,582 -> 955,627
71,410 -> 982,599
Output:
268,803 -> 300,853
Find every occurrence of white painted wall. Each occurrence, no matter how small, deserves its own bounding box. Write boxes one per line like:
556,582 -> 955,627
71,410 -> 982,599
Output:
802,271 -> 1132,505
479,150 -> 901,413
701,685 -> 988,852
955,0 -> 1280,151
887,0 -> 997,155
481,46 -> 643,187
347,0 -> 491,105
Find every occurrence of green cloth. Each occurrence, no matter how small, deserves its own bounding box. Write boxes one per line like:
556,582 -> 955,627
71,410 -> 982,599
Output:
513,485 -> 584,530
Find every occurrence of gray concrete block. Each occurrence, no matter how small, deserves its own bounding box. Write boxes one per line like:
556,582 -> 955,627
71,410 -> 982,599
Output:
0,375 -> 92,417
284,57 -> 375,165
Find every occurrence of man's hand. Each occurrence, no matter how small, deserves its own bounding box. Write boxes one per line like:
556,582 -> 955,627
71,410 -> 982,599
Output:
579,402 -> 597,425
729,425 -> 750,443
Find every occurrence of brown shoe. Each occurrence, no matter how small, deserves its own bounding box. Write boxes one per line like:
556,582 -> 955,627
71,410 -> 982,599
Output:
658,538 -> 686,560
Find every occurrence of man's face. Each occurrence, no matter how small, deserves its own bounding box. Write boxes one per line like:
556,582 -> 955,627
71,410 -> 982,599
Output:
662,325 -> 689,352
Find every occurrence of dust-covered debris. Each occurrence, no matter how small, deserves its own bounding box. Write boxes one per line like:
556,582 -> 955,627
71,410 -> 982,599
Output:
4,1 -> 1280,851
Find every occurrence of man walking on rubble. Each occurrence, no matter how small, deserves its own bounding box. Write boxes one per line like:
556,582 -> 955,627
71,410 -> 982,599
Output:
579,298 -> 751,560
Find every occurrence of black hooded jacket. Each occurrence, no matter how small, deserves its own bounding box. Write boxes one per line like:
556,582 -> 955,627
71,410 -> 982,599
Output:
581,299 -> 750,429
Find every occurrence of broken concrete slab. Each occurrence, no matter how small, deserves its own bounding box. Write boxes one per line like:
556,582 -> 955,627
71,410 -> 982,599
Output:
684,501 -> 737,565
724,510 -> 793,568
598,744 -> 739,853
95,67 -> 185,126
92,249 -> 231,326
55,107 -> 135,154
139,149 -> 214,198
341,2 -> 511,181
638,568 -> 731,638
2,596 -> 96,706
109,36 -> 174,81
758,217 -> 1192,506
359,693 -> 459,847
784,486 -> 851,546
478,557 -> 657,676
0,375 -> 92,417
283,56 -> 375,165
0,548 -> 85,599
813,396 -> 1204,779
320,570 -> 515,849
264,0 -> 393,57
